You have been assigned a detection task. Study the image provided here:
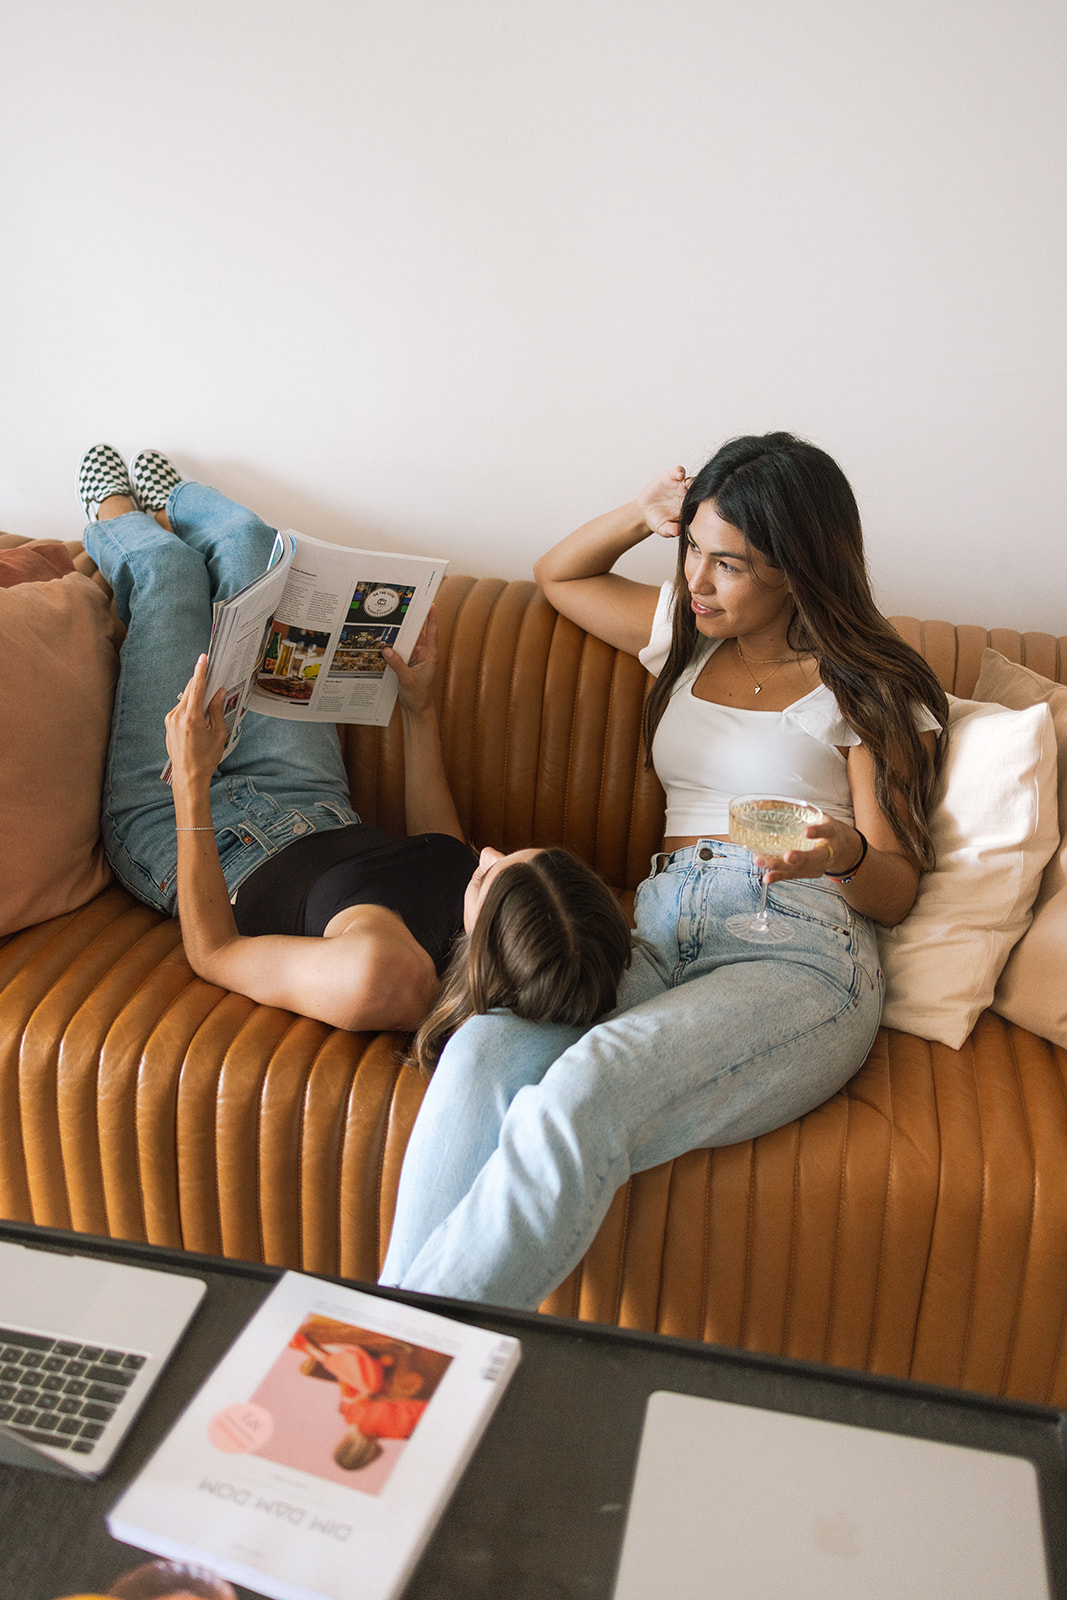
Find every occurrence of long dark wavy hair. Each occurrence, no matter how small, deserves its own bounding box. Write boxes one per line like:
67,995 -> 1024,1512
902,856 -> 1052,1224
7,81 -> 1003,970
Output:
410,847 -> 632,1075
643,432 -> 949,867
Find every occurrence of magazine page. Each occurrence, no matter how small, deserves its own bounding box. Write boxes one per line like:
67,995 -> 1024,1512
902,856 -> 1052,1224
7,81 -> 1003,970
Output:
159,529 -> 295,778
107,1273 -> 520,1600
203,530 -> 296,762
249,533 -> 448,728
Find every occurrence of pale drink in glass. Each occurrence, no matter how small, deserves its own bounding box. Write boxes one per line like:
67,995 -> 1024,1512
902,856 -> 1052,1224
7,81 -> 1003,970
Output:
725,794 -> 824,944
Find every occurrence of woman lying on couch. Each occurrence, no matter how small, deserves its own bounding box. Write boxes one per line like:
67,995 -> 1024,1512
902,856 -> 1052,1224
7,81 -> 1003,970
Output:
78,445 -> 630,1039
380,431 -> 950,1308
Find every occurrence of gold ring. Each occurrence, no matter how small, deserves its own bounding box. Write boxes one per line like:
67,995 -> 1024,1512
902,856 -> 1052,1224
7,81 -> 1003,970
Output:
825,844 -> 834,862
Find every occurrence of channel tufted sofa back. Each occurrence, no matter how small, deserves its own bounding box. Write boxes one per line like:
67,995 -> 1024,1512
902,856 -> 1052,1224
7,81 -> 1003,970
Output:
3,536 -> 1067,1407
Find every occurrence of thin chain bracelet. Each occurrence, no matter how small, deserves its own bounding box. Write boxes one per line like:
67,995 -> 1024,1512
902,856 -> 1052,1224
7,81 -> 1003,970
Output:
175,825 -> 216,832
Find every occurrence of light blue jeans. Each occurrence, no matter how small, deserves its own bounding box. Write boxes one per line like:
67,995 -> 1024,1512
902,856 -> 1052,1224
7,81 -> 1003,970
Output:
84,483 -> 359,915
380,841 -> 884,1309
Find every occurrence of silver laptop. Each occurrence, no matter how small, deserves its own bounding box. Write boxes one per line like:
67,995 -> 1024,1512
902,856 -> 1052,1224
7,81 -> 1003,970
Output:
0,1239 -> 205,1478
613,1389 -> 1051,1599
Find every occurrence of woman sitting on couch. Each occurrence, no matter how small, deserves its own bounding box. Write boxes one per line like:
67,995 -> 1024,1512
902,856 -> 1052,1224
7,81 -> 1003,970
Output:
78,445 -> 630,1039
380,431 -> 950,1308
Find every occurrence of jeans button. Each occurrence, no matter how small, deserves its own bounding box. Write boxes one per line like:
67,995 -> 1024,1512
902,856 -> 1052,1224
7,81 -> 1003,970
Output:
698,846 -> 713,861
293,818 -> 309,834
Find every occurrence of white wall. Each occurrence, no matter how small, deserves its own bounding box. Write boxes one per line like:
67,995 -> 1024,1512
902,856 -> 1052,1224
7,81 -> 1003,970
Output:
3,0 -> 1065,632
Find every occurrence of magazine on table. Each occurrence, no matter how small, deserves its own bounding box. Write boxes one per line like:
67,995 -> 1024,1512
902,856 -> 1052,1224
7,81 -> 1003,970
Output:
107,1271 -> 521,1600
162,529 -> 448,778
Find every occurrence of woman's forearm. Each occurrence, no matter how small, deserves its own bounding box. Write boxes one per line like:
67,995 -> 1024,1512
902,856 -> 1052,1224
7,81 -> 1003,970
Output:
760,816 -> 922,927
833,740 -> 929,926
163,653 -> 243,978
379,613 -> 465,841
171,777 -> 243,978
534,466 -> 688,596
533,501 -> 661,655
400,704 -> 465,840
534,500 -> 652,589
832,839 -> 921,926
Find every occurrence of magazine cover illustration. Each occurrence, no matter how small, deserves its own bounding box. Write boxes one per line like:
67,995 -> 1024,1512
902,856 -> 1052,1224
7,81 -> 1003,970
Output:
215,1314 -> 452,1496
107,1273 -> 521,1600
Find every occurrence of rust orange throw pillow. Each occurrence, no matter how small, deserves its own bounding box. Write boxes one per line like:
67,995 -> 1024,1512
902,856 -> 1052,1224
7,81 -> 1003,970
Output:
0,560 -> 120,935
0,538 -> 75,586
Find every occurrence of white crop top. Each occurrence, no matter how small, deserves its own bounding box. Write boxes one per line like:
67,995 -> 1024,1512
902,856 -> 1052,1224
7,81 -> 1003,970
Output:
638,582 -> 940,838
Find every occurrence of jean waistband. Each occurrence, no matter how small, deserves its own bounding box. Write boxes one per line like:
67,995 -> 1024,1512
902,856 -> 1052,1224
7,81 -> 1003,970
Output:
649,840 -> 748,875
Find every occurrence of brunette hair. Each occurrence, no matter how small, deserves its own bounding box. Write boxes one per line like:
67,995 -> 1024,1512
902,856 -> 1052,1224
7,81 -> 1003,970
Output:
410,847 -> 631,1075
335,1426 -> 384,1471
642,432 -> 949,867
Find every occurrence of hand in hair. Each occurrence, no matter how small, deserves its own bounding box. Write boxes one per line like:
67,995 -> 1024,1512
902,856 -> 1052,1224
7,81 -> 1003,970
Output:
636,465 -> 689,540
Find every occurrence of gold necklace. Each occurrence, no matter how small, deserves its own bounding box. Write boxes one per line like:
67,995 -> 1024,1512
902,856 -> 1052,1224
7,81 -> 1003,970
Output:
734,640 -> 799,695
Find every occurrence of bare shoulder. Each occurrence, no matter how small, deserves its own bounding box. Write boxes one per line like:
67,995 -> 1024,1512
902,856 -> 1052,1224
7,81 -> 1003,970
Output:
308,910 -> 439,1030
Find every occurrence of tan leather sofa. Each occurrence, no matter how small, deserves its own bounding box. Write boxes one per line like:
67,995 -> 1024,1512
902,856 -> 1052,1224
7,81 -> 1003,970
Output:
2,536 -> 1066,1409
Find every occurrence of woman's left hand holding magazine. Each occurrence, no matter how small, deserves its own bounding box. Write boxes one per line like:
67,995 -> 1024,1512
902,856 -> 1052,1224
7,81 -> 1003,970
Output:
165,653 -> 229,796
382,606 -> 439,718
382,609 -> 465,842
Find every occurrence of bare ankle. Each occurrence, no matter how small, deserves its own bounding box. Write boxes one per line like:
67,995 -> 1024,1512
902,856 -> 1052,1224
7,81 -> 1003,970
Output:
98,493 -> 136,520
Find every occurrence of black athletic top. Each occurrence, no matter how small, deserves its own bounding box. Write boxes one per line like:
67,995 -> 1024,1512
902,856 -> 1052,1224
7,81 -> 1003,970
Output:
232,825 -> 478,975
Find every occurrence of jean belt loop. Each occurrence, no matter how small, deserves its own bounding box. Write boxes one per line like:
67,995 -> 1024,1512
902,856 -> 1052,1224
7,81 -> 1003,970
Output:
650,851 -> 673,877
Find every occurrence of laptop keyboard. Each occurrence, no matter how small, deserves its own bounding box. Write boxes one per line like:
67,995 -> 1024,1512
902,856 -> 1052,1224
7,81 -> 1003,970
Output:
0,1325 -> 146,1455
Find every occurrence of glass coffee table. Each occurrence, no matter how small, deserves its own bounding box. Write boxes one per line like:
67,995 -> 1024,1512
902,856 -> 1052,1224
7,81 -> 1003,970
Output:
1,1219 -> 1064,1598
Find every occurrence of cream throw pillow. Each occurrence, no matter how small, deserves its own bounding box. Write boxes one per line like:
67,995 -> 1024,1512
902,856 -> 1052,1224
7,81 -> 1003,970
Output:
973,650 -> 1067,1046
877,695 -> 1058,1049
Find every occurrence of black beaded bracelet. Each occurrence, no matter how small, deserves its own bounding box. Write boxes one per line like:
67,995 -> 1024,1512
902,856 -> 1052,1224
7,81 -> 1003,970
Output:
826,830 -> 868,883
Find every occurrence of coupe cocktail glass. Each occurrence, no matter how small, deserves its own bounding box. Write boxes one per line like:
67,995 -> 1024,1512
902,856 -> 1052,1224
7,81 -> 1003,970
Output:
725,794 -> 823,944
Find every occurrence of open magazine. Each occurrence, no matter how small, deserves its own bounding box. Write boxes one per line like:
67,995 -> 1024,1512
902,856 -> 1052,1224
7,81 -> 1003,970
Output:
163,530 -> 448,778
107,1272 -> 521,1600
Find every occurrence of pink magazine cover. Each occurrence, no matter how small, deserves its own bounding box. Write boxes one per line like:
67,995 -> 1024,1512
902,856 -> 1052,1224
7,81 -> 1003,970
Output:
107,1274 -> 520,1600
216,1314 -> 453,1496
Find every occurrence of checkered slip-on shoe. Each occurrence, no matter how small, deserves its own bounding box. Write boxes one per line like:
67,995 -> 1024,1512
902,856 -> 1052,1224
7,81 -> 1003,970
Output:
78,443 -> 137,521
131,448 -> 184,513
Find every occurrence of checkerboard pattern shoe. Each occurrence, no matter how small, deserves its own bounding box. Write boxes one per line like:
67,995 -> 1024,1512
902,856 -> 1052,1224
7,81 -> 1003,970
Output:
77,443 -> 137,521
131,449 -> 184,513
